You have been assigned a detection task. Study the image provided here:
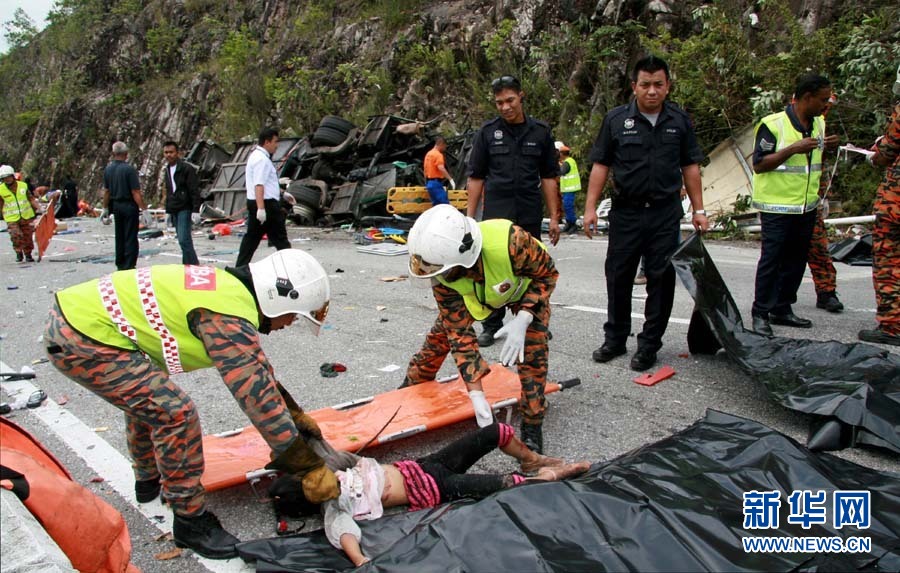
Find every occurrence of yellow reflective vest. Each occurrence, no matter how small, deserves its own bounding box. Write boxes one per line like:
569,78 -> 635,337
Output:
0,181 -> 36,223
437,219 -> 546,320
560,157 -> 581,193
56,266 -> 260,374
751,111 -> 824,214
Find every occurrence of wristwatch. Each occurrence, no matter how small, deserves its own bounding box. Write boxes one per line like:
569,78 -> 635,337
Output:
693,209 -> 707,215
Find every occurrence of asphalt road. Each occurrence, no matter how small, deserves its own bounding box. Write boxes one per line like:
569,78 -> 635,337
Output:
1,217 -> 897,573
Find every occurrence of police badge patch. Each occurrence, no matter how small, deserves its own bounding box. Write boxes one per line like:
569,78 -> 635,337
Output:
494,130 -> 504,140
624,118 -> 635,129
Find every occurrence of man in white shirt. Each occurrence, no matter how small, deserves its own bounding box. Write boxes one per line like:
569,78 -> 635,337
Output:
236,127 -> 290,266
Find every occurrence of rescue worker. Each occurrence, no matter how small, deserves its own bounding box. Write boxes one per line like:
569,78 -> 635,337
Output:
402,204 -> 558,454
0,164 -> 41,262
557,141 -> 582,234
44,250 -> 338,559
424,136 -> 456,206
802,93 -> 843,313
750,74 -> 840,336
858,66 -> 900,346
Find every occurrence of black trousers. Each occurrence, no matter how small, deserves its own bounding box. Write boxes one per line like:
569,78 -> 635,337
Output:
417,423 -> 507,501
236,198 -> 291,267
752,210 -> 817,317
604,198 -> 682,353
112,201 -> 139,270
482,220 -> 543,334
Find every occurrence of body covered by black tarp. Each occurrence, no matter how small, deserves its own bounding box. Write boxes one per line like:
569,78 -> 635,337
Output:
237,411 -> 900,572
671,233 -> 900,453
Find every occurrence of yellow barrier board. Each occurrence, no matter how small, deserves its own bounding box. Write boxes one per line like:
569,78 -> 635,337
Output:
386,186 -> 467,214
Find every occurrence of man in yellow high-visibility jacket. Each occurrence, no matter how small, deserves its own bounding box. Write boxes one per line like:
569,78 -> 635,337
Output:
750,74 -> 839,336
0,165 -> 41,262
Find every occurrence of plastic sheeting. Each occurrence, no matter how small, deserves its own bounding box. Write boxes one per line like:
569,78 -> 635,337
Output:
671,233 -> 900,453
236,410 -> 900,572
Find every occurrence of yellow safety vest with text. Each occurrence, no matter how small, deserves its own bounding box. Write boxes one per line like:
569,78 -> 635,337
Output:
56,266 -> 260,374
0,181 -> 35,222
560,157 -> 581,193
751,111 -> 824,214
437,220 -> 546,320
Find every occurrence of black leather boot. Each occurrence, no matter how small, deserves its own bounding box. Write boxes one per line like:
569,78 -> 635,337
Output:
173,511 -> 240,559
135,476 -> 161,503
520,422 -> 543,455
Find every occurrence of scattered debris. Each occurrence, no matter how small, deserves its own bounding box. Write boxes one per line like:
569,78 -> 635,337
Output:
153,547 -> 183,561
89,476 -> 105,483
380,275 -> 408,282
319,363 -> 348,378
633,366 -> 676,387
6,286 -> 17,290
376,305 -> 387,311
356,244 -> 408,256
94,427 -> 109,432
154,532 -> 174,542
26,390 -> 47,409
377,364 -> 402,373
31,358 -> 49,365
57,395 -> 69,406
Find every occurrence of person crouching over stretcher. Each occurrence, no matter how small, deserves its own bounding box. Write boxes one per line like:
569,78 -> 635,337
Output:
270,422 -> 590,566
44,250 -> 339,560
401,204 -> 558,455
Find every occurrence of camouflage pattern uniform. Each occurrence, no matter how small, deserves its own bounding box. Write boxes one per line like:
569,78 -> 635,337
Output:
7,216 -> 36,257
404,225 -> 557,424
45,302 -> 298,516
872,104 -> 900,334
807,149 -> 838,298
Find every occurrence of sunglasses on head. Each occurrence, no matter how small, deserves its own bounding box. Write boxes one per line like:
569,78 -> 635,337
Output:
491,75 -> 521,91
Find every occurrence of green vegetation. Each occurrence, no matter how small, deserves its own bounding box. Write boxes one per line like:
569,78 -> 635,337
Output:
0,0 -> 896,215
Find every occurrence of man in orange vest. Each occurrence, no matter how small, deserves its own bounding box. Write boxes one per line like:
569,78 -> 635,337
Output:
424,136 -> 456,206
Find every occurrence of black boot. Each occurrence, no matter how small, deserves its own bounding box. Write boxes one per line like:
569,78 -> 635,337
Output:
173,511 -> 240,559
520,422 -> 543,455
135,476 -> 161,503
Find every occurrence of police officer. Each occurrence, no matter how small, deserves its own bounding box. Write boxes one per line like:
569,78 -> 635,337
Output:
45,250 -> 338,559
467,75 -> 560,347
583,55 -> 708,372
749,74 -> 839,336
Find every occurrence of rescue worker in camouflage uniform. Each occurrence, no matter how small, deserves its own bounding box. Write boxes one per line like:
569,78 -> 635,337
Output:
0,164 -> 41,262
401,204 -> 558,454
807,94 -> 844,313
44,250 -> 337,559
859,67 -> 900,346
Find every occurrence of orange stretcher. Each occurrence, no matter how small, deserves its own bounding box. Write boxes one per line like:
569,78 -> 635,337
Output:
201,365 -> 578,491
34,195 -> 58,262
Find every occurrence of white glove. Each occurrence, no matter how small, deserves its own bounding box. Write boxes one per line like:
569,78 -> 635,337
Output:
819,198 -> 829,219
256,208 -> 267,225
468,390 -> 493,428
100,208 -> 111,225
191,212 -> 201,225
140,210 -> 153,228
165,214 -> 174,228
450,179 -> 457,190
494,311 -> 534,366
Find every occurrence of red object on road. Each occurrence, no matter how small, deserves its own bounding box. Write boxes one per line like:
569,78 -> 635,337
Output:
633,365 -> 676,387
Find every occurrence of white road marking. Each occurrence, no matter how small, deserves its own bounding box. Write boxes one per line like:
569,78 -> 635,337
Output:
560,305 -> 692,325
1,362 -> 252,573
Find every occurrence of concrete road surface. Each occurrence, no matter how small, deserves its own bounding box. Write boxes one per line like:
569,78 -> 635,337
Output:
1,217 -> 897,572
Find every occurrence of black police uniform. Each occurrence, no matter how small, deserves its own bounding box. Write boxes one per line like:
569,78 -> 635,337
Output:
103,159 -> 142,271
588,99 -> 704,353
468,114 -> 559,335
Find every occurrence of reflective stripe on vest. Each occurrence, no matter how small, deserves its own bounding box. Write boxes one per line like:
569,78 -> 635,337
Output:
57,266 -> 260,374
560,157 -> 581,193
437,220 -> 547,320
0,181 -> 35,223
751,111 -> 824,214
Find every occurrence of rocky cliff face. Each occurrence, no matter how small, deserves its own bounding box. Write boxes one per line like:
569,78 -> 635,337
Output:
0,0 -> 889,207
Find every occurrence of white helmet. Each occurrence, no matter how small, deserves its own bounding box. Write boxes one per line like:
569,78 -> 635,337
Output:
407,204 -> 482,278
0,165 -> 15,179
249,249 -> 330,335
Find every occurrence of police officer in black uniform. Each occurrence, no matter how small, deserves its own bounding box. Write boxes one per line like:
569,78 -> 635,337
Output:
467,75 -> 561,347
583,56 -> 709,372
